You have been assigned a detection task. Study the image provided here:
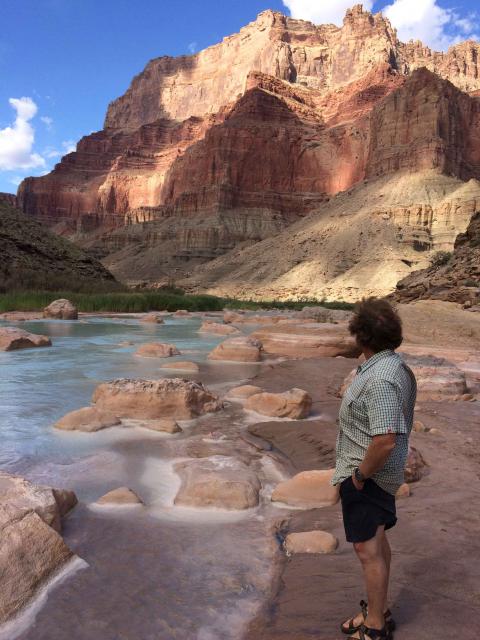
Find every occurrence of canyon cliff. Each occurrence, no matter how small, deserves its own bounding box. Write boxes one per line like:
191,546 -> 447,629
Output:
17,5 -> 480,298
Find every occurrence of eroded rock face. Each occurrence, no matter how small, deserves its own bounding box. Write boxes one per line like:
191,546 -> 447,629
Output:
252,323 -> 360,359
92,378 -> 221,419
394,212 -> 480,305
245,389 -> 312,419
208,336 -> 263,362
18,7 -> 480,293
174,457 -> 260,510
271,469 -> 339,508
55,406 -> 121,432
43,299 -> 78,320
0,327 -> 52,351
0,472 -> 78,624
135,342 -> 180,358
199,321 -> 240,335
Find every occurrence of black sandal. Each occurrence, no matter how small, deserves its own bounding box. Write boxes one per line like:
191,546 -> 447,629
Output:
341,601 -> 396,634
341,600 -> 368,634
355,623 -> 391,639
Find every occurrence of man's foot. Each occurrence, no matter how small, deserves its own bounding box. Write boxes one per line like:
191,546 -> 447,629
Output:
348,623 -> 391,639
341,602 -> 395,634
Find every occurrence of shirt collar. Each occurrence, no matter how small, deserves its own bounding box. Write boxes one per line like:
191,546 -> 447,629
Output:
357,349 -> 397,374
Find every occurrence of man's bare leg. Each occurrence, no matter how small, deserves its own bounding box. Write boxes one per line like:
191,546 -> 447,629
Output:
379,528 -> 391,613
350,525 -> 388,635
341,526 -> 392,633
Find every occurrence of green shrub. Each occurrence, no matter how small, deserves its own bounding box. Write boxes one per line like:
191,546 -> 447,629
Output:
430,251 -> 452,267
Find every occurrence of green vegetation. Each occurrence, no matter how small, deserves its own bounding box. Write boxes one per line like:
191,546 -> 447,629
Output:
0,290 -> 354,314
430,250 -> 452,267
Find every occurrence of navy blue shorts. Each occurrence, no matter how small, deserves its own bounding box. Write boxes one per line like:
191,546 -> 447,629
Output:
340,476 -> 397,543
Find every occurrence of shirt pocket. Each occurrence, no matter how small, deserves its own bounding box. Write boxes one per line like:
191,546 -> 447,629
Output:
344,385 -> 368,422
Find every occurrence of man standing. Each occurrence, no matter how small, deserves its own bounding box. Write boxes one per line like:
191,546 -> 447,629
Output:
333,298 -> 417,640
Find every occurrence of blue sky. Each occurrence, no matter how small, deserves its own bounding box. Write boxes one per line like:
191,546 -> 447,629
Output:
0,0 -> 478,194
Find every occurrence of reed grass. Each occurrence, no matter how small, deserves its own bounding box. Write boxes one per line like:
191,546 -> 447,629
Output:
0,290 -> 354,313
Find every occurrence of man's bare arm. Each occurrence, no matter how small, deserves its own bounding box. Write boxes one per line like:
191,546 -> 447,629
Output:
353,433 -> 396,488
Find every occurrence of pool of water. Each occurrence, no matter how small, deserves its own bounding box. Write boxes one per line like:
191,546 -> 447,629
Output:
0,315 -> 283,640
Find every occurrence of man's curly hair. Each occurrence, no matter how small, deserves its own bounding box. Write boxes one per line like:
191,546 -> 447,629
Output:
349,297 -> 403,353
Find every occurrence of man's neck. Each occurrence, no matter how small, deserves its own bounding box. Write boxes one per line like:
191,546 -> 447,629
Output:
362,347 -> 378,361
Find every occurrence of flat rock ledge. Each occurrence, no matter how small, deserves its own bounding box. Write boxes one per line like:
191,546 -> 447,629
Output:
92,378 -> 222,420
135,342 -> 180,358
95,487 -> 144,506
208,336 -> 263,362
285,531 -> 339,555
174,457 -> 261,510
0,326 -> 52,351
43,298 -> 78,320
271,469 -> 339,509
0,471 -> 78,624
245,388 -> 312,419
251,323 -> 361,359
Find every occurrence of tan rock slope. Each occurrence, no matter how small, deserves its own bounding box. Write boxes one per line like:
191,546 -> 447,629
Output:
393,212 -> 480,305
16,6 -> 480,297
183,172 -> 480,301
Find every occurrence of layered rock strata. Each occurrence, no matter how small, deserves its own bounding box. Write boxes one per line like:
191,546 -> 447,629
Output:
17,7 -> 480,293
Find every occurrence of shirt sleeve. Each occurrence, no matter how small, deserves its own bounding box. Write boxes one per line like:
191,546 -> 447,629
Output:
365,379 -> 407,436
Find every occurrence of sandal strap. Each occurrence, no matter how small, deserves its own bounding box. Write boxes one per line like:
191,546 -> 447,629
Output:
359,624 -> 388,639
360,600 -> 368,618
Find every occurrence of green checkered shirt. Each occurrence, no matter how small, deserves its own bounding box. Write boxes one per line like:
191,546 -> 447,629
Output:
332,350 -> 417,496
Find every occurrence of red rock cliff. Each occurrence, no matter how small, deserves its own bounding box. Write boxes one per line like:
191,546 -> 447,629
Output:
17,5 -> 480,277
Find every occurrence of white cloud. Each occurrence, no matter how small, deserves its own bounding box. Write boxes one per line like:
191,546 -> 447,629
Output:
282,0 -> 478,50
40,115 -> 54,130
383,0 -> 478,49
187,41 -> 197,54
282,0 -> 373,26
42,140 -> 77,161
9,175 -> 23,187
0,97 -> 46,171
62,139 -> 76,154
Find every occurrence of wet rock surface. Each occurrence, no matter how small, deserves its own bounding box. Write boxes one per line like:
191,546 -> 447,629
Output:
0,327 -> 52,351
43,299 -> 78,320
0,472 -> 78,624
199,321 -> 241,335
55,407 -> 121,432
174,457 -> 261,510
135,342 -> 181,358
95,487 -> 144,506
208,336 -> 263,362
92,378 -> 221,420
245,388 -> 312,419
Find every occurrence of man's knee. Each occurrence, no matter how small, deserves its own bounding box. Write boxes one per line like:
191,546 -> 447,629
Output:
353,539 -> 380,563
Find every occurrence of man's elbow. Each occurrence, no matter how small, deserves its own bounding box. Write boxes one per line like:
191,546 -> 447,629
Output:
373,434 -> 397,455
